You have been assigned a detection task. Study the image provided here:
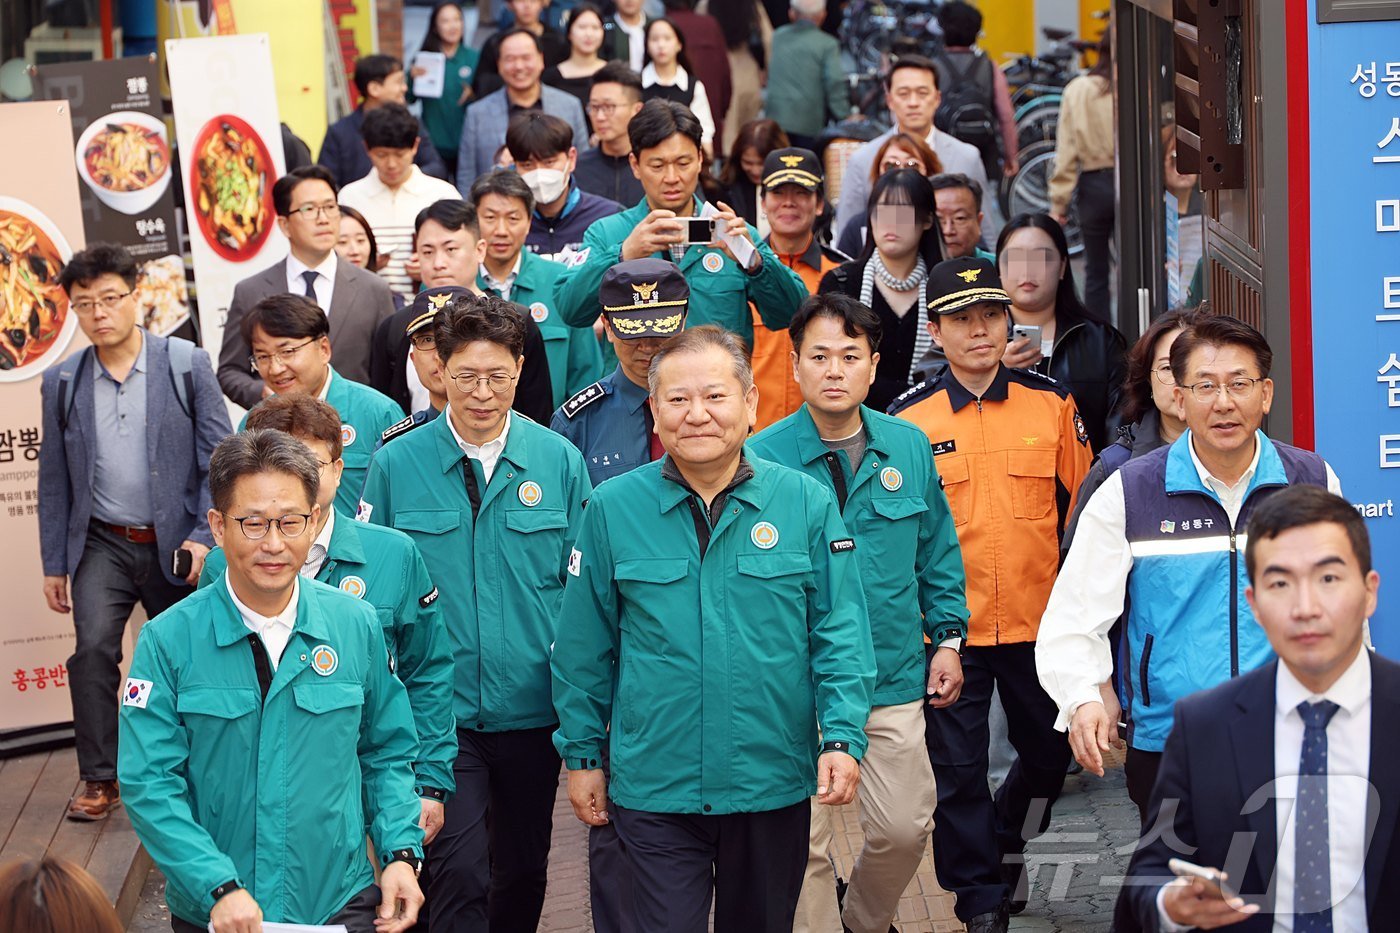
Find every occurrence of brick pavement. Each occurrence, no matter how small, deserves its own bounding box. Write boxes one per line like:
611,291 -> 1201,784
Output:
130,752 -> 1136,932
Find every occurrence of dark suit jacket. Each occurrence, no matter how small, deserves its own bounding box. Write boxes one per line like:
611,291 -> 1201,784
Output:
472,27 -> 571,99
317,107 -> 449,187
369,301 -> 555,424
1116,654 -> 1400,932
218,257 -> 396,409
38,333 -> 232,586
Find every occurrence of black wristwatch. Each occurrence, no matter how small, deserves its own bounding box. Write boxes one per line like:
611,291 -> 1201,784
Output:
416,785 -> 447,802
210,879 -> 242,903
820,740 -> 852,755
386,849 -> 424,877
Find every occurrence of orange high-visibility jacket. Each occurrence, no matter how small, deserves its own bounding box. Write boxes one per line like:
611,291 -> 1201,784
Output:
891,365 -> 1092,646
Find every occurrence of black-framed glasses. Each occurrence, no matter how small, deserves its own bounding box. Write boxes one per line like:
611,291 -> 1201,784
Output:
250,338 -> 316,371
288,202 -> 340,220
411,333 -> 438,352
72,292 -> 132,314
446,371 -> 516,394
224,513 -> 312,540
1183,377 -> 1265,402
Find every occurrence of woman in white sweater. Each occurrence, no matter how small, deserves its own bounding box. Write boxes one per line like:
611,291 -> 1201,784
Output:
640,17 -> 716,157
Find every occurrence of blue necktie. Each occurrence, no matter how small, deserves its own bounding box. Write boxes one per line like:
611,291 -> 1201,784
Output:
301,270 -> 320,306
1294,699 -> 1340,932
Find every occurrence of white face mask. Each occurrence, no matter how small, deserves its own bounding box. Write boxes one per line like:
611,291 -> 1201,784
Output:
521,168 -> 568,205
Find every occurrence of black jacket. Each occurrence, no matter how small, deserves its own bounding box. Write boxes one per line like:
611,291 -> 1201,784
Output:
1032,311 -> 1127,454
317,108 -> 447,187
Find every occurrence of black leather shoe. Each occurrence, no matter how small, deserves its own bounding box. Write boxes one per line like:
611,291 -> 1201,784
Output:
1002,857 -> 1029,914
964,901 -> 1010,933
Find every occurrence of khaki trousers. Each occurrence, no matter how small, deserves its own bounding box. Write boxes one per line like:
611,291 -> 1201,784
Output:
792,699 -> 937,933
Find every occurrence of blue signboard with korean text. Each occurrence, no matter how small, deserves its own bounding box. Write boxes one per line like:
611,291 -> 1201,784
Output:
1308,7 -> 1400,656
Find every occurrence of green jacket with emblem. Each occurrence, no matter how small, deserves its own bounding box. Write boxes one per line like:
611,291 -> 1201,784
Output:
478,249 -> 602,410
551,196 -> 809,348
197,515 -> 456,796
551,454 -> 876,814
360,412 -> 591,731
238,369 -> 402,518
117,580 -> 424,926
750,405 -> 970,706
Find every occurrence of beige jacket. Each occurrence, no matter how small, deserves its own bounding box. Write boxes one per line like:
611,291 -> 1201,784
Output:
1049,74 -> 1115,216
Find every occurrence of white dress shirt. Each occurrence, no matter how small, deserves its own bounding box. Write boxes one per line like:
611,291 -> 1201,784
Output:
226,575 -> 299,670
286,250 -> 338,312
338,165 -> 461,298
302,509 -> 335,579
1156,649 -> 1373,932
1036,432 -> 1342,729
446,409 -> 512,483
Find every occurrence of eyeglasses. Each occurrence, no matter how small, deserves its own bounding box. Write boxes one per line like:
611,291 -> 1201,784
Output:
71,292 -> 132,314
587,102 -> 621,115
411,333 -> 438,351
224,513 -> 312,540
315,458 -> 335,473
1182,377 -> 1265,402
1152,363 -> 1176,386
287,202 -> 340,220
446,371 -> 517,393
250,338 -> 316,371
880,158 -> 925,173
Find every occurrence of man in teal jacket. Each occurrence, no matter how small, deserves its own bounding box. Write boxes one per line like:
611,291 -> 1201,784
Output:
551,325 -> 874,932
472,169 -> 602,408
551,99 -> 808,350
359,293 -> 591,930
750,293 -> 970,933
241,294 -> 402,516
201,395 -> 455,843
118,430 -> 424,932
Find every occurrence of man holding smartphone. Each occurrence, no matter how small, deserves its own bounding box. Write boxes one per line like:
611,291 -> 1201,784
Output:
552,99 -> 808,351
39,243 -> 232,822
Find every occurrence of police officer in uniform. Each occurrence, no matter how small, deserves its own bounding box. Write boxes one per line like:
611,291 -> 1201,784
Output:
551,325 -> 875,932
551,258 -> 688,487
118,430 -> 425,933
377,285 -> 471,449
359,294 -> 591,930
200,395 -> 456,843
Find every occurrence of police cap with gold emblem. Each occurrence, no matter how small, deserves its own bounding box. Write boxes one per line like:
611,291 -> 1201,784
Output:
599,258 -> 689,340
761,147 -> 823,192
925,256 -> 1012,316
406,285 -> 474,337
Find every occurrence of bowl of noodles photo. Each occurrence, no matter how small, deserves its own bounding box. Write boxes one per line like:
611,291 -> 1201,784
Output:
189,114 -> 276,262
0,198 -> 77,382
75,110 -> 173,215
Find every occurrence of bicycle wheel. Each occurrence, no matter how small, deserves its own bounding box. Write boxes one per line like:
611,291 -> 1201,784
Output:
1016,97 -> 1061,149
1005,140 -> 1083,255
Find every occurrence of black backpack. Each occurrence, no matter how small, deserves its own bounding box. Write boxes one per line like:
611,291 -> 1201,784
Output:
933,50 -> 1000,162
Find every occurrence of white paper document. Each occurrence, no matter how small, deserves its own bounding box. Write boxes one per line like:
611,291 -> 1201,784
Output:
412,52 -> 446,99
207,924 -> 347,932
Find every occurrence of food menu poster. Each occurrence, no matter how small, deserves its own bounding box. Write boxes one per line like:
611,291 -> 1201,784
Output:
166,32 -> 287,412
32,56 -> 192,338
0,100 -> 88,732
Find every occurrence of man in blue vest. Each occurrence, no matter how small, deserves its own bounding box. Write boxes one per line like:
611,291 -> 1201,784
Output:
1037,315 -> 1342,823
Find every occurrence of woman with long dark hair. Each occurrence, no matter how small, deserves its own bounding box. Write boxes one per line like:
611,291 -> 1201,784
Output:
544,3 -> 609,113
997,211 -> 1127,451
641,18 -> 717,156
408,1 -> 480,181
818,168 -> 945,412
718,118 -> 790,231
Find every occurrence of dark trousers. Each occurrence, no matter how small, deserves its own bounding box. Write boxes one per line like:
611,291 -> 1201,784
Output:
70,522 -> 188,782
923,642 -> 1072,920
1075,168 -> 1116,322
589,745 -> 636,933
171,883 -> 380,932
421,725 -> 560,932
612,799 -> 809,933
1125,747 -> 1165,828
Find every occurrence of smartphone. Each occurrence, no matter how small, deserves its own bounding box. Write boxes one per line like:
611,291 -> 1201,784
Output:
684,217 -> 716,245
1011,323 -> 1043,348
1168,858 -> 1237,900
171,548 -> 193,580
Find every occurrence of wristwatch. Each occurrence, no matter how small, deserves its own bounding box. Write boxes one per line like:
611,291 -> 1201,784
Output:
386,849 -> 424,877
210,879 -> 242,903
820,740 -> 852,755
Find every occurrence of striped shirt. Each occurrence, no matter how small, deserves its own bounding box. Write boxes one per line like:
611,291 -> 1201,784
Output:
338,165 -> 462,299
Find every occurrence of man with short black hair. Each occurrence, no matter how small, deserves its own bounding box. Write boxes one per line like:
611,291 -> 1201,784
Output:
319,53 -> 447,186
340,103 -> 462,299
507,111 -> 623,263
930,172 -> 993,261
220,166 -> 396,409
554,99 -> 808,349
242,294 -> 403,517
457,29 -> 588,191
933,1 -> 1018,183
471,169 -> 602,408
41,242 -> 232,823
361,295 -> 591,931
474,0 -> 570,97
602,0 -> 653,71
574,62 -> 646,205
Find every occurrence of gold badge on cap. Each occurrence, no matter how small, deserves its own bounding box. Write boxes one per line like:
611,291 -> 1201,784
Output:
957,268 -> 982,283
632,282 -> 659,303
428,292 -> 453,309
780,154 -> 804,167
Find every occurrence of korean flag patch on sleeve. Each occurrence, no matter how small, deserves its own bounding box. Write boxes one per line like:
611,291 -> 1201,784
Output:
568,547 -> 582,577
123,678 -> 153,709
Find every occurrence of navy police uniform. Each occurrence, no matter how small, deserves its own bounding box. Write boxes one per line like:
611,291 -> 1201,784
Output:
374,287 -> 463,450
